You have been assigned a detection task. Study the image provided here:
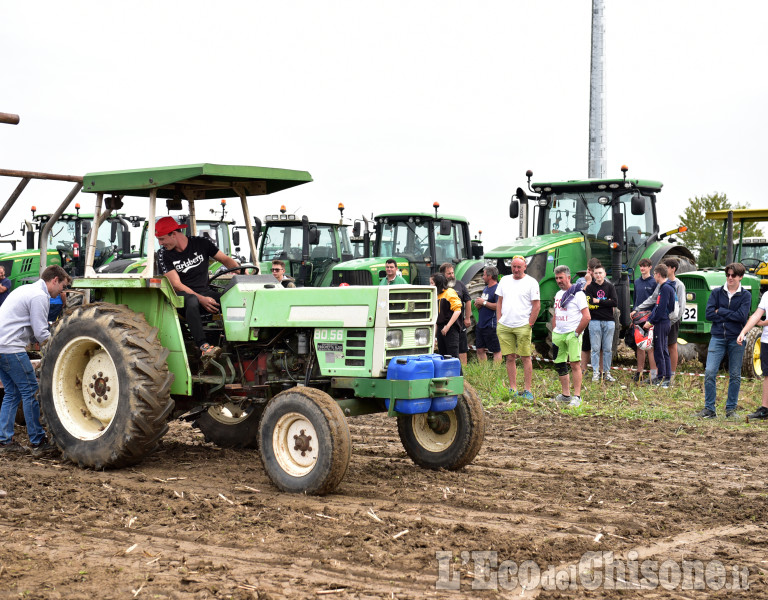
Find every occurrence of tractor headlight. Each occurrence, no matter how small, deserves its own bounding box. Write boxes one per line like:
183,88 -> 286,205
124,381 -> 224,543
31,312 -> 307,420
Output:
414,328 -> 430,346
386,329 -> 403,348
485,258 -> 496,267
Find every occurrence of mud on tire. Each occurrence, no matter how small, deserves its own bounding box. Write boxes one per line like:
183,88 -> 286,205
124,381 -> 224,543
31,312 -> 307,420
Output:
259,387 -> 351,495
397,381 -> 485,470
38,303 -> 174,469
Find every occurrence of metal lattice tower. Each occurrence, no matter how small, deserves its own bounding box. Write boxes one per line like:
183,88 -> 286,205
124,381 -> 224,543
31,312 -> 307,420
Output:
588,0 -> 606,179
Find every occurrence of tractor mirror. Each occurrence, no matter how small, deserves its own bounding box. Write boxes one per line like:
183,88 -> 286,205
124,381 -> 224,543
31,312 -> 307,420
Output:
353,221 -> 361,238
166,197 -> 183,211
308,226 -> 320,245
631,193 -> 646,216
472,243 -> 484,259
509,199 -> 520,219
232,230 -> 240,246
105,196 -> 123,211
81,221 -> 92,240
110,221 -> 119,244
439,219 -> 452,237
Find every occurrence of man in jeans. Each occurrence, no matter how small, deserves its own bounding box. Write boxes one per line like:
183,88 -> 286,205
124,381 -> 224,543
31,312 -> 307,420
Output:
0,265 -> 70,454
698,263 -> 751,419
585,265 -> 618,382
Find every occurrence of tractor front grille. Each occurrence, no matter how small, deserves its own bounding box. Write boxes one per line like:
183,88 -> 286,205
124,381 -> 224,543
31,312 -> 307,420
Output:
388,289 -> 433,323
332,270 -> 372,287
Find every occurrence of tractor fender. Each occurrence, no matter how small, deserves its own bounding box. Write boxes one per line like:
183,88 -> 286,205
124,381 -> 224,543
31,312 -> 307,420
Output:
458,260 -> 486,285
647,243 -> 697,273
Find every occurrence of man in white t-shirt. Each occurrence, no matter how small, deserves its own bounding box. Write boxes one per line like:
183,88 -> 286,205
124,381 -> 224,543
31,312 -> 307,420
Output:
496,256 -> 540,400
551,264 -> 591,407
737,290 -> 768,419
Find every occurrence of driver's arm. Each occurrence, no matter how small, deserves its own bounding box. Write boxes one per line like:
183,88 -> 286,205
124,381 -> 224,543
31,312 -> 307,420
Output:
164,269 -> 200,298
213,250 -> 240,270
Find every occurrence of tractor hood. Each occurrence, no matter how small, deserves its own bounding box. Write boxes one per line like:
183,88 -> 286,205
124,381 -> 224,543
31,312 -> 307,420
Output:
485,232 -> 585,258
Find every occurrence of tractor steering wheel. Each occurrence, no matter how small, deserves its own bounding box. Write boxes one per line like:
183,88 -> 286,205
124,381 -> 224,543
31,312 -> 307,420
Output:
208,264 -> 258,292
740,257 -> 764,270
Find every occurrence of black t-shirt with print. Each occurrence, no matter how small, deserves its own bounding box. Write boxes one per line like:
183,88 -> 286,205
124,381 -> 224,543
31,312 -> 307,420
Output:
158,236 -> 219,294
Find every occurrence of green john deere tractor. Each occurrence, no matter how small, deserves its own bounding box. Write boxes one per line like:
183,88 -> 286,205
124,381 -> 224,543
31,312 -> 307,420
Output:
256,204 -> 360,287
37,163 -> 484,495
330,206 -> 485,289
484,167 -> 696,357
677,208 -> 767,377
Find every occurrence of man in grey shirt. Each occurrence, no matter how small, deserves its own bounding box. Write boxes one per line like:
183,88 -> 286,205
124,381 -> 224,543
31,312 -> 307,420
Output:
631,257 -> 686,383
0,265 -> 70,453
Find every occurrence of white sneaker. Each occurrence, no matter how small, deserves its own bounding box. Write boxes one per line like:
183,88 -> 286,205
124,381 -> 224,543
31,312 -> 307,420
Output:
568,396 -> 582,407
603,372 -> 617,383
554,393 -> 571,403
592,374 -> 601,383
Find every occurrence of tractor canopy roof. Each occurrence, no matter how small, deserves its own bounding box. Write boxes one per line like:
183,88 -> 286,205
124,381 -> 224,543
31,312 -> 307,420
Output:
705,209 -> 768,221
375,212 -> 468,223
82,163 -> 313,199
531,178 -> 663,194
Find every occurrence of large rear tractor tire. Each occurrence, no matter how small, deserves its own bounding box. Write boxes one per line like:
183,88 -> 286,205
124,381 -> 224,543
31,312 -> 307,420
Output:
259,387 -> 351,495
397,381 -> 485,470
38,304 -> 174,469
742,328 -> 762,379
193,402 -> 264,449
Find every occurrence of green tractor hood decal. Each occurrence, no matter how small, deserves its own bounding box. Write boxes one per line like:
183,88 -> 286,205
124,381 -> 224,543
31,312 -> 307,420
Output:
486,232 -> 584,257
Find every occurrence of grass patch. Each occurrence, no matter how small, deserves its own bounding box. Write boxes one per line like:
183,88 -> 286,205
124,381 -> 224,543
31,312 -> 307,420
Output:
464,357 -> 766,428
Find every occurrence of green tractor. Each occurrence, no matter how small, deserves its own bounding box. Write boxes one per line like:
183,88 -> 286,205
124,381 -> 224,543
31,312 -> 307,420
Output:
0,169 -> 139,290
330,205 -> 485,289
484,167 -> 696,356
37,163 -> 484,495
677,209 -> 767,377
256,203 -> 360,287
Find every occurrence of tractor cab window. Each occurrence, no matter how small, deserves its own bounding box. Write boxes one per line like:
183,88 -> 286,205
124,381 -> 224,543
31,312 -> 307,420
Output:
622,194 -> 654,258
543,191 -> 654,263
432,221 -> 467,264
261,224 -> 303,261
196,222 -> 230,256
310,225 -> 339,261
48,221 -> 78,250
377,219 -> 431,262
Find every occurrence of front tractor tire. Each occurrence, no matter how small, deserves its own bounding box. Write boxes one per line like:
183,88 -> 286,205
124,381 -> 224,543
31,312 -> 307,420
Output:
38,304 -> 174,469
397,382 -> 485,470
259,387 -> 351,495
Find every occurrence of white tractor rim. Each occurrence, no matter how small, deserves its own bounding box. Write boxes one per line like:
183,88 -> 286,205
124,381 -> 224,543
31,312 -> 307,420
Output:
412,411 -> 458,452
272,412 -> 318,477
207,403 -> 253,425
52,336 -> 119,440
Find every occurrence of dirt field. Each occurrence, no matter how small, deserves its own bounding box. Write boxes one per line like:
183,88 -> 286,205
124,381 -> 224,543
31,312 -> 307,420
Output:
1,406 -> 767,599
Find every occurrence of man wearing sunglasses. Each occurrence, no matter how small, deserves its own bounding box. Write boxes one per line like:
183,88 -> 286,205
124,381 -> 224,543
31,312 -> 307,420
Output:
698,262 -> 751,419
270,260 -> 295,288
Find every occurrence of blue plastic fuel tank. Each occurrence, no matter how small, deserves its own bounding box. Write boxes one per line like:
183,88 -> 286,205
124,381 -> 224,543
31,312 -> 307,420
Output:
385,356 -> 434,414
427,354 -> 460,412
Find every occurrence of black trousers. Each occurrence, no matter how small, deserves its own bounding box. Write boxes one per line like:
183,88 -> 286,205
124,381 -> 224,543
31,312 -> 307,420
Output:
178,288 -> 221,347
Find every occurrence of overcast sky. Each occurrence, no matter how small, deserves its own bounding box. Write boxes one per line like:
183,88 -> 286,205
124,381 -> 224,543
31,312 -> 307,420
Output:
2,0 -> 766,251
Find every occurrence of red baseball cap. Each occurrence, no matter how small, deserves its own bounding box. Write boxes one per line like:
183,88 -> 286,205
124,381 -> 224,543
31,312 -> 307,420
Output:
155,216 -> 187,237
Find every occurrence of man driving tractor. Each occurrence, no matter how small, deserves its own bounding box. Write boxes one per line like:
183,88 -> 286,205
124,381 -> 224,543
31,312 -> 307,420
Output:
155,216 -> 240,359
